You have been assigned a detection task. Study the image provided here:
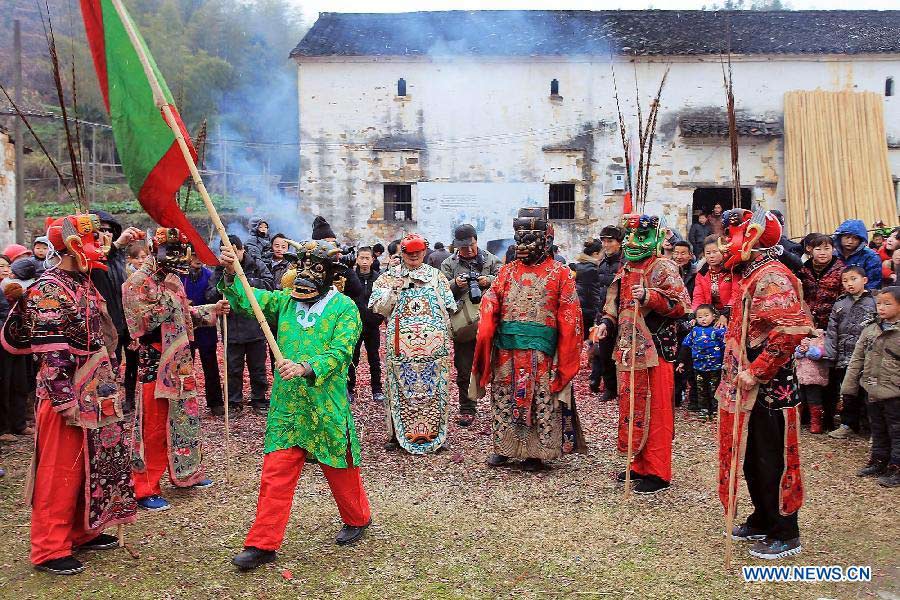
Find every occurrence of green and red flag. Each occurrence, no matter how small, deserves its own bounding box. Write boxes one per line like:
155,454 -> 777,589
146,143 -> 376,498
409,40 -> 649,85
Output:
79,0 -> 216,264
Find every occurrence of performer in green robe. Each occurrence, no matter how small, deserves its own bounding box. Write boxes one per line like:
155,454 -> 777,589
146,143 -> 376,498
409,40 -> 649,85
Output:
221,240 -> 372,572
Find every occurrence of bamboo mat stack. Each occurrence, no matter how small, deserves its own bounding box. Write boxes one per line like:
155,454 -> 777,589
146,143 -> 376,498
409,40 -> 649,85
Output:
784,90 -> 896,237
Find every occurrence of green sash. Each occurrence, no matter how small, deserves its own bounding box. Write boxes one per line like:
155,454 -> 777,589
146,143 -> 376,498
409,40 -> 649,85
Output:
494,321 -> 557,356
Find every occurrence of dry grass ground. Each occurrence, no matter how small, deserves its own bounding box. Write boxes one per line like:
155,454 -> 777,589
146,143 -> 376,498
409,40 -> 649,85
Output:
0,356 -> 897,599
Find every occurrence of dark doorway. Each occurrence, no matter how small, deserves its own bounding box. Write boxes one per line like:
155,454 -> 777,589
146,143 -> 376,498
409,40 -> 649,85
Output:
691,187 -> 751,223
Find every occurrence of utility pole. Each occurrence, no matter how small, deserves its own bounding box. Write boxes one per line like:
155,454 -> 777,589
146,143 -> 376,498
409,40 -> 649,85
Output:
13,20 -> 24,244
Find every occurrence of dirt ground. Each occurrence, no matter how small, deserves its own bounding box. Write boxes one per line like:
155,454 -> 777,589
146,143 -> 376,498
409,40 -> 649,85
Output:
0,353 -> 897,599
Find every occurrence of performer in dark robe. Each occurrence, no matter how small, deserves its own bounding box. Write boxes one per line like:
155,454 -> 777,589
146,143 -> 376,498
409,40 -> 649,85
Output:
592,214 -> 690,494
717,209 -> 813,560
472,207 -> 586,471
2,214 -> 137,575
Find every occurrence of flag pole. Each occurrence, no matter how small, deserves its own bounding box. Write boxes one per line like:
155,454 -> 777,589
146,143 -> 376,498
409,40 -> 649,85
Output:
220,315 -> 230,484
109,0 -> 283,362
724,297 -> 751,569
624,299 -> 639,500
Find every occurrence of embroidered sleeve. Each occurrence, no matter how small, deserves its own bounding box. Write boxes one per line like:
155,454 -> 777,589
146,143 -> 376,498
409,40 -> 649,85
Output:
473,266 -> 506,387
305,301 -> 362,386
552,267 -> 583,391
37,350 -> 78,412
747,271 -> 813,381
189,304 -> 218,328
368,271 -> 401,317
643,259 -> 689,319
435,270 -> 457,313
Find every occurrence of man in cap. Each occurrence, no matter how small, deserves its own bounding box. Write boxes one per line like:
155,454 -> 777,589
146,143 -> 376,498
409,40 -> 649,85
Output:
440,224 -> 501,426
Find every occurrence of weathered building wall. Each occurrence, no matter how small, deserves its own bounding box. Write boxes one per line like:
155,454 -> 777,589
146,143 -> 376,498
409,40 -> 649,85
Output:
0,130 -> 16,248
295,55 -> 900,255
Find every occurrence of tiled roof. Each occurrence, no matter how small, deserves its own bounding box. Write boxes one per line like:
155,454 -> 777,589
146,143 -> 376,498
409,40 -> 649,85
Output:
679,115 -> 783,138
292,10 -> 900,58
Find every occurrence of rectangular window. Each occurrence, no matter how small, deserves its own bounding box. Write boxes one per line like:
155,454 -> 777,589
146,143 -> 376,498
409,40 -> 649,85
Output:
548,183 -> 575,220
384,184 -> 412,221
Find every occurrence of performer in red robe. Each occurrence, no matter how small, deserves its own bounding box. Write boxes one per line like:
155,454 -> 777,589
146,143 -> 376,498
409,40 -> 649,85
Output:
123,228 -> 228,511
717,209 -> 813,560
592,214 -> 690,494
2,214 -> 137,575
472,207 -> 585,471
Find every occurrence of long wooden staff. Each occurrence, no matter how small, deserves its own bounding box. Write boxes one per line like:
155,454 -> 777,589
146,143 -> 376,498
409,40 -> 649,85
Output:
724,297 -> 751,569
219,315 -> 230,484
110,0 -> 283,365
624,298 -> 639,500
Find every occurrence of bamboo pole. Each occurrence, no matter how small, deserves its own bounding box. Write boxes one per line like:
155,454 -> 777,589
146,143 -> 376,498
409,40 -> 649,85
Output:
724,297 -> 751,570
221,315 -> 230,484
109,0 -> 282,363
624,299 -> 639,500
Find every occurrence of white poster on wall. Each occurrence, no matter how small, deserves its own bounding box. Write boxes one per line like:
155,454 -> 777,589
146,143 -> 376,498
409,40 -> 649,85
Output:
416,182 -> 546,256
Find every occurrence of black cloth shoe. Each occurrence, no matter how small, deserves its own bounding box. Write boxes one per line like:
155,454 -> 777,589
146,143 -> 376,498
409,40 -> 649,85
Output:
731,523 -> 767,541
633,476 -> 670,494
383,440 -> 399,451
209,406 -> 225,417
600,390 -> 617,403
335,522 -> 369,546
857,461 -> 887,477
229,403 -> 244,416
616,470 -> 644,483
456,413 -> 475,427
588,381 -> 601,394
35,556 -> 84,575
486,454 -> 510,467
76,533 -> 119,551
251,405 -> 268,417
877,464 -> 900,488
232,546 -> 276,571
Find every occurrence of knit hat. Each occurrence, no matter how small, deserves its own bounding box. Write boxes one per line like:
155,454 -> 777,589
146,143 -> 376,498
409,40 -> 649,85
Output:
311,216 -> 336,240
32,236 -> 51,249
599,225 -> 624,241
3,244 -> 32,263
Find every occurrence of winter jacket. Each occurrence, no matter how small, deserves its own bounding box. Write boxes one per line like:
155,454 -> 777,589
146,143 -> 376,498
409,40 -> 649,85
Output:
439,249 -> 502,302
680,324 -> 725,371
244,218 -> 271,262
90,210 -> 128,335
833,219 -> 882,289
182,266 -> 217,349
425,248 -> 450,269
355,267 -> 385,329
688,221 -> 712,257
795,331 -> 830,386
268,258 -> 291,290
776,236 -> 804,275
569,254 -> 604,329
841,318 -> 900,402
824,291 -> 877,368
341,268 -> 364,304
206,252 -> 274,343
691,265 -> 734,314
595,250 -> 623,324
10,255 -> 46,280
798,256 -> 845,330
678,263 -> 698,301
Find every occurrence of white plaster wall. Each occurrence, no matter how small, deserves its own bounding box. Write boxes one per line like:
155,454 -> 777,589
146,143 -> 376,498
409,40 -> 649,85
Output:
0,131 -> 16,248
295,55 -> 900,255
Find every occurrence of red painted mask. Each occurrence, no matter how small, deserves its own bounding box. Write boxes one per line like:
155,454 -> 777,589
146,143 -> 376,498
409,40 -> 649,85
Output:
46,214 -> 110,273
719,209 -> 782,270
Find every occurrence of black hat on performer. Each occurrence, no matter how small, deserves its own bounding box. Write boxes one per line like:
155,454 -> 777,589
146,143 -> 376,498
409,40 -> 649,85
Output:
311,216 -> 336,240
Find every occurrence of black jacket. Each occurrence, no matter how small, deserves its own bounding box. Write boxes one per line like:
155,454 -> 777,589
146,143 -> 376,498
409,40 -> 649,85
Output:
268,258 -> 291,290
354,268 -> 385,329
341,268 -> 363,304
245,232 -> 270,262
569,254 -> 603,326
595,250 -> 623,323
688,222 -> 712,257
90,210 -> 128,335
777,236 -> 804,274
206,253 -> 274,343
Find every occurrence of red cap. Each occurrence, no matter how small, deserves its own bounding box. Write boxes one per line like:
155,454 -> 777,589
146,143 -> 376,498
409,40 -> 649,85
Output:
400,234 -> 428,254
2,244 -> 32,263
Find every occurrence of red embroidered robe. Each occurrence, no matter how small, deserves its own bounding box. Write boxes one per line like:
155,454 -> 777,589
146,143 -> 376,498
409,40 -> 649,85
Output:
601,255 -> 689,454
716,257 -> 814,515
471,257 -> 585,459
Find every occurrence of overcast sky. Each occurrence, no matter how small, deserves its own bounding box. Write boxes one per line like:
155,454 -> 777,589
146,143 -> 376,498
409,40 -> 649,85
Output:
296,0 -> 898,23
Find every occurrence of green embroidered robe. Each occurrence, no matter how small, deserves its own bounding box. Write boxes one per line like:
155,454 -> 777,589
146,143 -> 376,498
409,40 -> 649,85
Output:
220,280 -> 362,468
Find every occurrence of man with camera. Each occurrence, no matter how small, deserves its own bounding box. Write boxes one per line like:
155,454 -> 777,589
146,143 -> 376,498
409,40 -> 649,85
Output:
440,224 -> 501,427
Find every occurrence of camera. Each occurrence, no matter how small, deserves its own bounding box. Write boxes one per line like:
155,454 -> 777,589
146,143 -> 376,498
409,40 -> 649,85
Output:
337,244 -> 356,269
462,270 -> 482,304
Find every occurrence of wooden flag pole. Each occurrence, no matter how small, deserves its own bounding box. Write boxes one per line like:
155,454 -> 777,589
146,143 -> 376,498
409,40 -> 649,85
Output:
624,299 -> 639,500
724,298 -> 751,569
109,0 -> 283,363
220,315 -> 230,484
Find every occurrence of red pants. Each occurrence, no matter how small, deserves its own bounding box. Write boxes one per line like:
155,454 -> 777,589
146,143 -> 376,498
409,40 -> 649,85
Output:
31,400 -> 97,564
632,361 -> 675,482
244,447 -> 371,551
133,382 -> 174,498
